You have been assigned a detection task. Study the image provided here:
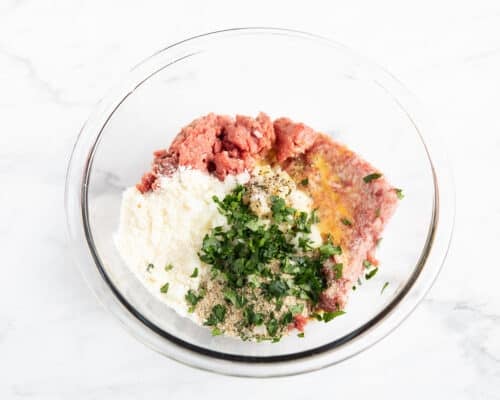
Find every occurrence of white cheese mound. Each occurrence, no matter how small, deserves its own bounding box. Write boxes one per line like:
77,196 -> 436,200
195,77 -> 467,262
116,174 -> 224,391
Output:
115,168 -> 249,320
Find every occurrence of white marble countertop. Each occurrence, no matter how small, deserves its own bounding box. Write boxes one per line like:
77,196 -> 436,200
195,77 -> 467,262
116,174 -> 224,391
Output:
1,1 -> 499,398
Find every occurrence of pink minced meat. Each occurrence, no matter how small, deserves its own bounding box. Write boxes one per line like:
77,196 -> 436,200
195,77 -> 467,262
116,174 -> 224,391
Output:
136,112 -> 274,192
277,119 -> 399,311
273,117 -> 318,163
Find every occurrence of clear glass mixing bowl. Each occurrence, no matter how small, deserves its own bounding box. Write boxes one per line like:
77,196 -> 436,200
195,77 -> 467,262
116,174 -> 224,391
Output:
65,28 -> 454,377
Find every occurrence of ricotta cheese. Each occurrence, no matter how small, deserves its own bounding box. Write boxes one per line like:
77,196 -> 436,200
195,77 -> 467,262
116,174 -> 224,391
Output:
115,168 -> 249,320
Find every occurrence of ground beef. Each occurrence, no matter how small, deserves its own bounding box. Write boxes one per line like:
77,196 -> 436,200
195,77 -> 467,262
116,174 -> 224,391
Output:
273,117 -> 318,162
281,133 -> 399,311
136,112 -> 274,192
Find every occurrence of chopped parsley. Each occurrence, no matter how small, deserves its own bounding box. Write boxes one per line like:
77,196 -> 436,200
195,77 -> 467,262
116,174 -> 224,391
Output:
363,173 -> 382,183
211,327 -> 223,336
300,178 -> 309,186
164,263 -> 173,271
190,268 -> 199,278
160,282 -> 169,294
266,318 -> 279,336
262,278 -> 288,299
184,289 -> 204,312
280,311 -> 293,325
297,332 -> 305,338
381,281 -> 390,294
311,312 -> 323,321
270,195 -> 295,223
223,288 -> 246,308
363,259 -> 372,268
395,188 -> 404,200
323,310 -> 345,322
196,185 -> 345,340
146,263 -> 154,272
242,305 -> 265,326
311,310 -> 345,322
289,303 -> 304,315
340,217 -> 352,226
319,237 -> 342,261
333,263 -> 343,279
365,267 -> 378,280
204,304 -> 227,326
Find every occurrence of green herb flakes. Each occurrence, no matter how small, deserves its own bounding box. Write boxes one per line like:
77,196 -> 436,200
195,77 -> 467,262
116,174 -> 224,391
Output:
395,188 -> 404,200
160,282 -> 169,294
365,267 -> 379,280
319,238 -> 342,261
300,178 -> 309,186
311,313 -> 323,321
333,263 -> 343,279
146,263 -> 154,272
223,288 -> 246,308
323,310 -> 345,322
190,267 -> 199,278
164,263 -> 173,271
185,289 -> 203,307
281,311 -> 293,325
211,327 -> 223,336
266,318 -> 279,336
204,304 -> 227,326
289,303 -> 304,315
363,173 -> 382,183
263,279 -> 288,299
381,282 -> 389,294
340,217 -> 352,226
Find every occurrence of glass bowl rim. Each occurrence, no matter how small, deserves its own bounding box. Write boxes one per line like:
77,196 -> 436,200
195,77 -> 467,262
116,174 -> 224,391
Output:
65,27 -> 455,377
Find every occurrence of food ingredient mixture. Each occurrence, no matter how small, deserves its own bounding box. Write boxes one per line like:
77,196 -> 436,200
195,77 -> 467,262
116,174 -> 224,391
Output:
116,112 -> 401,341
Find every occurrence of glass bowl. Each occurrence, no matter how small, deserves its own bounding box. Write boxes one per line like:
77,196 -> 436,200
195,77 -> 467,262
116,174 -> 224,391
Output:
65,28 -> 454,377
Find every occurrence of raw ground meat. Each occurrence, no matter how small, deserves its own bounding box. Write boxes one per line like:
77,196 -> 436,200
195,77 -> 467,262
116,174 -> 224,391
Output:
136,113 -> 399,314
136,112 -> 274,192
273,117 -> 318,162
279,129 -> 399,311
